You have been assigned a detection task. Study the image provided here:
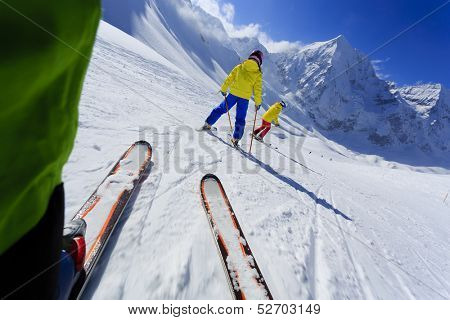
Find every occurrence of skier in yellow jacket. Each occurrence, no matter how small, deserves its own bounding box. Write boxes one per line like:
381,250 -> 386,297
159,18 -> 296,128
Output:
202,50 -> 263,147
252,101 -> 286,141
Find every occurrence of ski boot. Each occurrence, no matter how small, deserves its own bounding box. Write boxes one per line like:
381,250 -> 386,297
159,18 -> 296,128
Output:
58,219 -> 87,299
199,122 -> 212,131
231,138 -> 240,148
250,132 -> 263,142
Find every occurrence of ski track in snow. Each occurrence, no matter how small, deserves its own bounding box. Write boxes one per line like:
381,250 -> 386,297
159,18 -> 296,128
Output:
62,22 -> 450,300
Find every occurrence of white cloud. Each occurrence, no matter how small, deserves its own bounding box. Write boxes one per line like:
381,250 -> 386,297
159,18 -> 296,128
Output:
177,2 -> 229,42
228,23 -> 261,38
191,0 -> 302,53
372,58 -> 391,80
191,0 -> 233,24
221,3 -> 235,22
258,32 -> 303,53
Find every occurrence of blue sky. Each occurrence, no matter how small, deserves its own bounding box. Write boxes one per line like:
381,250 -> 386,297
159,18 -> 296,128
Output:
194,0 -> 450,87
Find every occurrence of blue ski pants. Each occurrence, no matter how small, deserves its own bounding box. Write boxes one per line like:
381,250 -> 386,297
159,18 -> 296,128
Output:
206,94 -> 249,139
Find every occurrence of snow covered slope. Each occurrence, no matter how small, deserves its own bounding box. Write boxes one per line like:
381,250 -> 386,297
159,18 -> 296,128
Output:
62,20 -> 450,300
102,0 -> 240,87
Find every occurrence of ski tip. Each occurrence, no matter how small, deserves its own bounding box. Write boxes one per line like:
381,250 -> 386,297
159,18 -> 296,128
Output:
201,173 -> 220,182
135,140 -> 152,148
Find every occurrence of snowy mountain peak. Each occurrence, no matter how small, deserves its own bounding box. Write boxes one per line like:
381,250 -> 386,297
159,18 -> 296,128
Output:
333,34 -> 346,41
398,83 -> 443,116
332,35 -> 362,60
330,34 -> 353,49
395,83 -> 450,153
299,34 -> 356,63
278,34 -> 374,89
273,33 -> 450,154
275,33 -> 391,119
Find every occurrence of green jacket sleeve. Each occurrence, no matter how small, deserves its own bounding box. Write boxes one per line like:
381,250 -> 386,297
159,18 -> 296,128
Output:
0,0 -> 101,254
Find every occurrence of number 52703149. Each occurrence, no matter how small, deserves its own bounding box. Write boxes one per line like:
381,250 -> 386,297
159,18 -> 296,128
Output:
257,303 -> 320,315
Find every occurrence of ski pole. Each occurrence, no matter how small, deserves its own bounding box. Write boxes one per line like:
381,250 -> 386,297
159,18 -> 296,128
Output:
224,95 -> 233,133
248,105 -> 258,154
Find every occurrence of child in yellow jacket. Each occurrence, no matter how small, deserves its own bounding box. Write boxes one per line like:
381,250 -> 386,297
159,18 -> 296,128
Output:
253,101 -> 286,141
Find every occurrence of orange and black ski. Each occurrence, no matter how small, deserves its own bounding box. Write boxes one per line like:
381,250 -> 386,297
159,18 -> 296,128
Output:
70,141 -> 152,299
200,174 -> 272,300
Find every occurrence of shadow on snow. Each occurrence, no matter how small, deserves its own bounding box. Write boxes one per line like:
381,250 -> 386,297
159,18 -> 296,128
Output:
208,131 -> 352,222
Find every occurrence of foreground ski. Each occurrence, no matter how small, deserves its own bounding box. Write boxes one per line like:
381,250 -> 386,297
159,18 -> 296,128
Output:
200,174 -> 272,300
69,141 -> 152,299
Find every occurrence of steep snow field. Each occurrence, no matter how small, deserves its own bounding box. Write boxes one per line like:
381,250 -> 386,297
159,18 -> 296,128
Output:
62,22 -> 450,299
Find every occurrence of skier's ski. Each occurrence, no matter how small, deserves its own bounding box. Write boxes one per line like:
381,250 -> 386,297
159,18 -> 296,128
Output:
69,140 -> 152,299
249,133 -> 278,150
225,132 -> 247,152
200,174 -> 273,300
